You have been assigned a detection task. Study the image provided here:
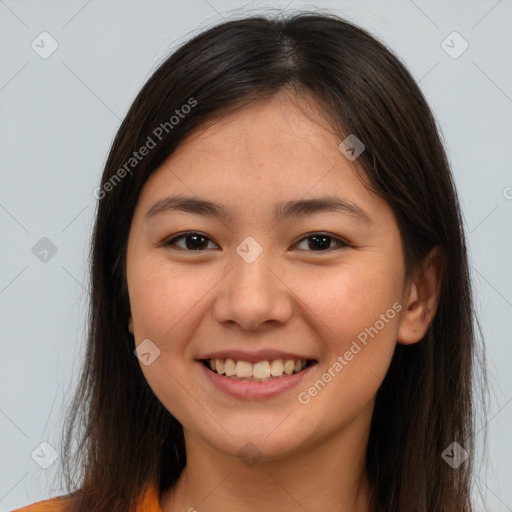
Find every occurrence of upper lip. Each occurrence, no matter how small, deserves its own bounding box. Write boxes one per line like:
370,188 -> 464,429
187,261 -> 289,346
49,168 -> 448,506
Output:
197,349 -> 316,364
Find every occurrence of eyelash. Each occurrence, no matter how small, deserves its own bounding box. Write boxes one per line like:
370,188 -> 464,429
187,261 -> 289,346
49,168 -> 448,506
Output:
162,231 -> 350,253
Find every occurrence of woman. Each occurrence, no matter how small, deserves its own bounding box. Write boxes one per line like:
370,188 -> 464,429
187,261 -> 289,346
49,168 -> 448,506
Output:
14,10 -> 482,512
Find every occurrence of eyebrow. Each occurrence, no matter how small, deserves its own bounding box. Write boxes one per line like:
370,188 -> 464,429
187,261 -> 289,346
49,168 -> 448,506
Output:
144,195 -> 372,224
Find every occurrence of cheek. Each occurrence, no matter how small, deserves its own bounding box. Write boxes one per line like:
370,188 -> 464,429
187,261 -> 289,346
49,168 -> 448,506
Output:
128,260 -> 214,421
128,258 -> 213,341
296,261 -> 402,344
290,263 -> 402,423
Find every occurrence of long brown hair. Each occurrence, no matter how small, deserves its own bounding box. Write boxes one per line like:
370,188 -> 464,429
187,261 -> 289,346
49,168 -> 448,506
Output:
55,10 -> 485,511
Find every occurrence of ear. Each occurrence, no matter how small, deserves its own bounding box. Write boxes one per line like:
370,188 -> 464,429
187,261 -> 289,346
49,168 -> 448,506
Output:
128,314 -> 134,335
397,246 -> 444,345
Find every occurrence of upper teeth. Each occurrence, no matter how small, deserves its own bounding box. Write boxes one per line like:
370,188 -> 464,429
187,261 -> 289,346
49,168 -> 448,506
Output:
209,358 -> 308,379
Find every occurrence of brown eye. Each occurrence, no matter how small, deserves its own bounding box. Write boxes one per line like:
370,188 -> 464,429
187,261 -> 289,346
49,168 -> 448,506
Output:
164,232 -> 218,251
295,233 -> 349,252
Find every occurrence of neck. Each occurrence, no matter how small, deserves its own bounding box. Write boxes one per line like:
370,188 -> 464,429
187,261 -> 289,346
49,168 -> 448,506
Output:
161,403 -> 376,512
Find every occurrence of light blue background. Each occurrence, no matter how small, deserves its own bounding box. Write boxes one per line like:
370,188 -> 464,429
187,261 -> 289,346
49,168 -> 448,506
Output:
1,0 -> 511,510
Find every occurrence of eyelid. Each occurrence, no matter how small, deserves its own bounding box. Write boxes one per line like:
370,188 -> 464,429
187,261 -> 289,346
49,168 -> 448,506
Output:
162,231 -> 351,252
162,231 -> 220,250
292,231 -> 350,251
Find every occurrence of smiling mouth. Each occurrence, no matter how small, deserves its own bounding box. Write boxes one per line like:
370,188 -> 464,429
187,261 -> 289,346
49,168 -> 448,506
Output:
200,358 -> 316,382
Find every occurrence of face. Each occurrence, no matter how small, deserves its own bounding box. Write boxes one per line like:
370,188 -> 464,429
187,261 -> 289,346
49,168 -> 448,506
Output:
126,92 -> 409,460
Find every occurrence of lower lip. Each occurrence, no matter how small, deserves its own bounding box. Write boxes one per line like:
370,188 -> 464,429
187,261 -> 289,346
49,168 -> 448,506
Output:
197,361 -> 316,400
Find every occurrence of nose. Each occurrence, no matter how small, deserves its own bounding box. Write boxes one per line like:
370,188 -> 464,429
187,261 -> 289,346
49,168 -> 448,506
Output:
213,248 -> 293,331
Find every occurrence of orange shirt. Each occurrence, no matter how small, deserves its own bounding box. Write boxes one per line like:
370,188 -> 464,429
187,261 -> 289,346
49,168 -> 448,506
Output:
11,485 -> 163,512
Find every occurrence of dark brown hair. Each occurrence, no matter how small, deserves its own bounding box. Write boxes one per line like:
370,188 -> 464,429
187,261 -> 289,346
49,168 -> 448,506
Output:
55,10 -> 485,512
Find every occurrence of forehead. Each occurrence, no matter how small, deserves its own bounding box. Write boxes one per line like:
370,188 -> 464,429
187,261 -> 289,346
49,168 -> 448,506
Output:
134,93 -> 390,225
172,92 -> 339,163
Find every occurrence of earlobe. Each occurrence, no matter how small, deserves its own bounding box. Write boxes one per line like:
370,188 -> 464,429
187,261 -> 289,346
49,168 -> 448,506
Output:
397,246 -> 444,345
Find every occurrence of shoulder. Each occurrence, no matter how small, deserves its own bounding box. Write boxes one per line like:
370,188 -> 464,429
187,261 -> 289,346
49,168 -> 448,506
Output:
11,495 -> 71,512
10,485 -> 161,512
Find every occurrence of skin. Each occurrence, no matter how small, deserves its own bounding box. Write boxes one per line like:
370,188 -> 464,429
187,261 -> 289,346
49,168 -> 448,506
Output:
126,90 -> 443,512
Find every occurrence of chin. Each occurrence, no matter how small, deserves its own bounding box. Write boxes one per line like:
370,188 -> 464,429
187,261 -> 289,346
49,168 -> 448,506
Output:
195,419 -> 311,462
